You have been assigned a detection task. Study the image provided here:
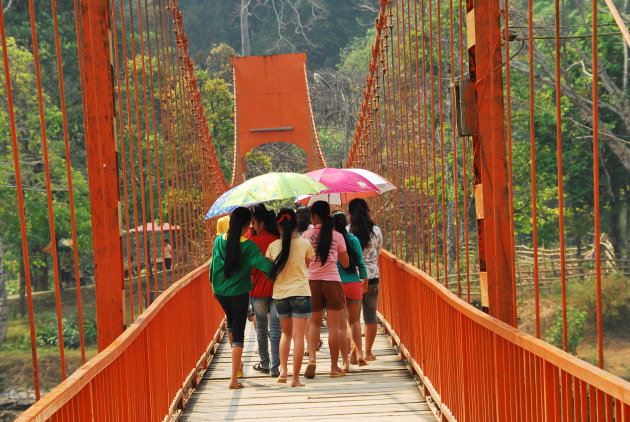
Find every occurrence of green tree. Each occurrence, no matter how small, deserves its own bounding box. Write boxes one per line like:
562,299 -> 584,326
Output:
198,44 -> 239,182
0,37 -> 92,313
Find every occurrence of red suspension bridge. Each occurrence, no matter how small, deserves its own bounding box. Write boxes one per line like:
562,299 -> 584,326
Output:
1,0 -> 629,420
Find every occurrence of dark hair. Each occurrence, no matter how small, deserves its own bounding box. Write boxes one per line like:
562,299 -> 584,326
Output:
252,204 -> 280,237
310,201 -> 334,266
333,211 -> 358,271
269,208 -> 297,280
348,198 -> 375,249
224,207 -> 251,278
295,206 -> 311,233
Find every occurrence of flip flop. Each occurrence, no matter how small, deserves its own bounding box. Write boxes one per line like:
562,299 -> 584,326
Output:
237,361 -> 244,378
330,371 -> 346,378
304,361 -> 317,379
252,362 -> 270,374
365,354 -> 377,361
358,359 -> 368,367
229,382 -> 244,389
276,376 -> 288,384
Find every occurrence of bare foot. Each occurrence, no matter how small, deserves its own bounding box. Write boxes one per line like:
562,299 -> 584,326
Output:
365,353 -> 377,361
291,380 -> 306,387
341,362 -> 350,372
228,381 -> 244,389
349,350 -> 357,365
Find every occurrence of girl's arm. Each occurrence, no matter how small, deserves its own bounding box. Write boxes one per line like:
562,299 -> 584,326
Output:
338,251 -> 350,268
375,226 -> 383,251
304,241 -> 315,269
248,242 -> 273,275
354,237 -> 368,279
337,233 -> 349,267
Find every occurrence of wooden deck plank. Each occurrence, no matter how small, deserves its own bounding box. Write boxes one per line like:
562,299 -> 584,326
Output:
182,321 -> 434,421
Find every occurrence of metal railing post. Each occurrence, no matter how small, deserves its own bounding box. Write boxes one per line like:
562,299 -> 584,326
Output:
466,0 -> 517,326
81,0 -> 125,350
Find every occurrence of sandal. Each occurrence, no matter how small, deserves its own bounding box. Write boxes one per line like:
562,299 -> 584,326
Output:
252,362 -> 270,374
237,361 -> 244,378
304,361 -> 317,379
365,354 -> 377,361
316,339 -> 323,351
330,370 -> 346,378
229,382 -> 244,389
358,358 -> 368,367
276,376 -> 288,384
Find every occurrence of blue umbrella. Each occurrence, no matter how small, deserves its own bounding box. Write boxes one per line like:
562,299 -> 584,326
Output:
203,186 -> 267,219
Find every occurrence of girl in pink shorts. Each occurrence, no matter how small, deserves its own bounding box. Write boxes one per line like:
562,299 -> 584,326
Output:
333,211 -> 369,369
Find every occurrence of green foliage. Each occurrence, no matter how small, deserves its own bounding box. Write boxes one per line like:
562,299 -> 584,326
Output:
0,326 -> 31,351
545,305 -> 587,355
197,44 -> 239,182
0,36 -> 93,293
338,28 -> 375,76
36,315 -> 96,349
569,274 -> 630,331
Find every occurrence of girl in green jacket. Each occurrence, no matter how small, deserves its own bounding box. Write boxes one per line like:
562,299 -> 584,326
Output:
211,206 -> 272,389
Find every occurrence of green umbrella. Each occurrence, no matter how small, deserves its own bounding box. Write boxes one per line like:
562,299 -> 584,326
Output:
205,172 -> 328,219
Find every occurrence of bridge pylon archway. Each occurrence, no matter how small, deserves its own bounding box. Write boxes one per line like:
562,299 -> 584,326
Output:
230,53 -> 326,185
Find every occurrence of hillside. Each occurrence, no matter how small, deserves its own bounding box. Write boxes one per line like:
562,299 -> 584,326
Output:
180,0 -> 379,70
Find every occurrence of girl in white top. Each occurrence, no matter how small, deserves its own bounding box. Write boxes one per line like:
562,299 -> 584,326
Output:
266,208 -> 314,387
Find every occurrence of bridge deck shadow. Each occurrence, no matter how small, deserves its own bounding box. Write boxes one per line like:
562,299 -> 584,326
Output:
182,319 -> 435,421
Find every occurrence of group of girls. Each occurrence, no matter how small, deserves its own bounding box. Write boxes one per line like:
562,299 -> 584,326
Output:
210,198 -> 383,389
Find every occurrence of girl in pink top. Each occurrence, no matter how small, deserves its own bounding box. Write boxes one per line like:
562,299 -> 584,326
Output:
301,201 -> 349,378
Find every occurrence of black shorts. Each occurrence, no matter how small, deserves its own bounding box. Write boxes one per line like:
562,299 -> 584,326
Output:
215,293 -> 249,347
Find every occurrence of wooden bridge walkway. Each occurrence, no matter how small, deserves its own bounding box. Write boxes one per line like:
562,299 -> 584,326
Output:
182,320 -> 435,421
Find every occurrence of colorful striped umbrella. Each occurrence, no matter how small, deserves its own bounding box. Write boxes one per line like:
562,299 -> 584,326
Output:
204,172 -> 328,219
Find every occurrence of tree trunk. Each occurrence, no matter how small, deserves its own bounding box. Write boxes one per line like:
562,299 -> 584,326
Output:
447,198 -> 457,274
240,0 -> 250,56
0,238 -> 8,343
19,264 -> 25,316
32,253 -> 48,292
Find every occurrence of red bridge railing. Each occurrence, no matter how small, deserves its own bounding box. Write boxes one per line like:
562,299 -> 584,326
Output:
379,250 -> 630,421
15,263 -> 225,421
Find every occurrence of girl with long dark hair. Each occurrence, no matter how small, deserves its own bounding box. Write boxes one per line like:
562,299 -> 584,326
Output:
210,207 -> 272,389
348,198 -> 383,362
333,211 -> 369,369
295,205 -> 312,234
249,205 -> 281,377
265,208 -> 314,386
301,201 -> 350,378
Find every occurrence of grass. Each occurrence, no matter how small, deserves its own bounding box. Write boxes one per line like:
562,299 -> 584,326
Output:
2,284 -> 98,396
517,273 -> 630,381
0,347 -> 98,393
1,266 -> 192,396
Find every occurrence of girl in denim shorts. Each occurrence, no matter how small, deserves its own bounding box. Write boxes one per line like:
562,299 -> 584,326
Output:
266,208 -> 315,387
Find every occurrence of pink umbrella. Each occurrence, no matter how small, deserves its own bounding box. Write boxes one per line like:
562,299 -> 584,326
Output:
128,222 -> 181,233
298,168 -> 396,206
